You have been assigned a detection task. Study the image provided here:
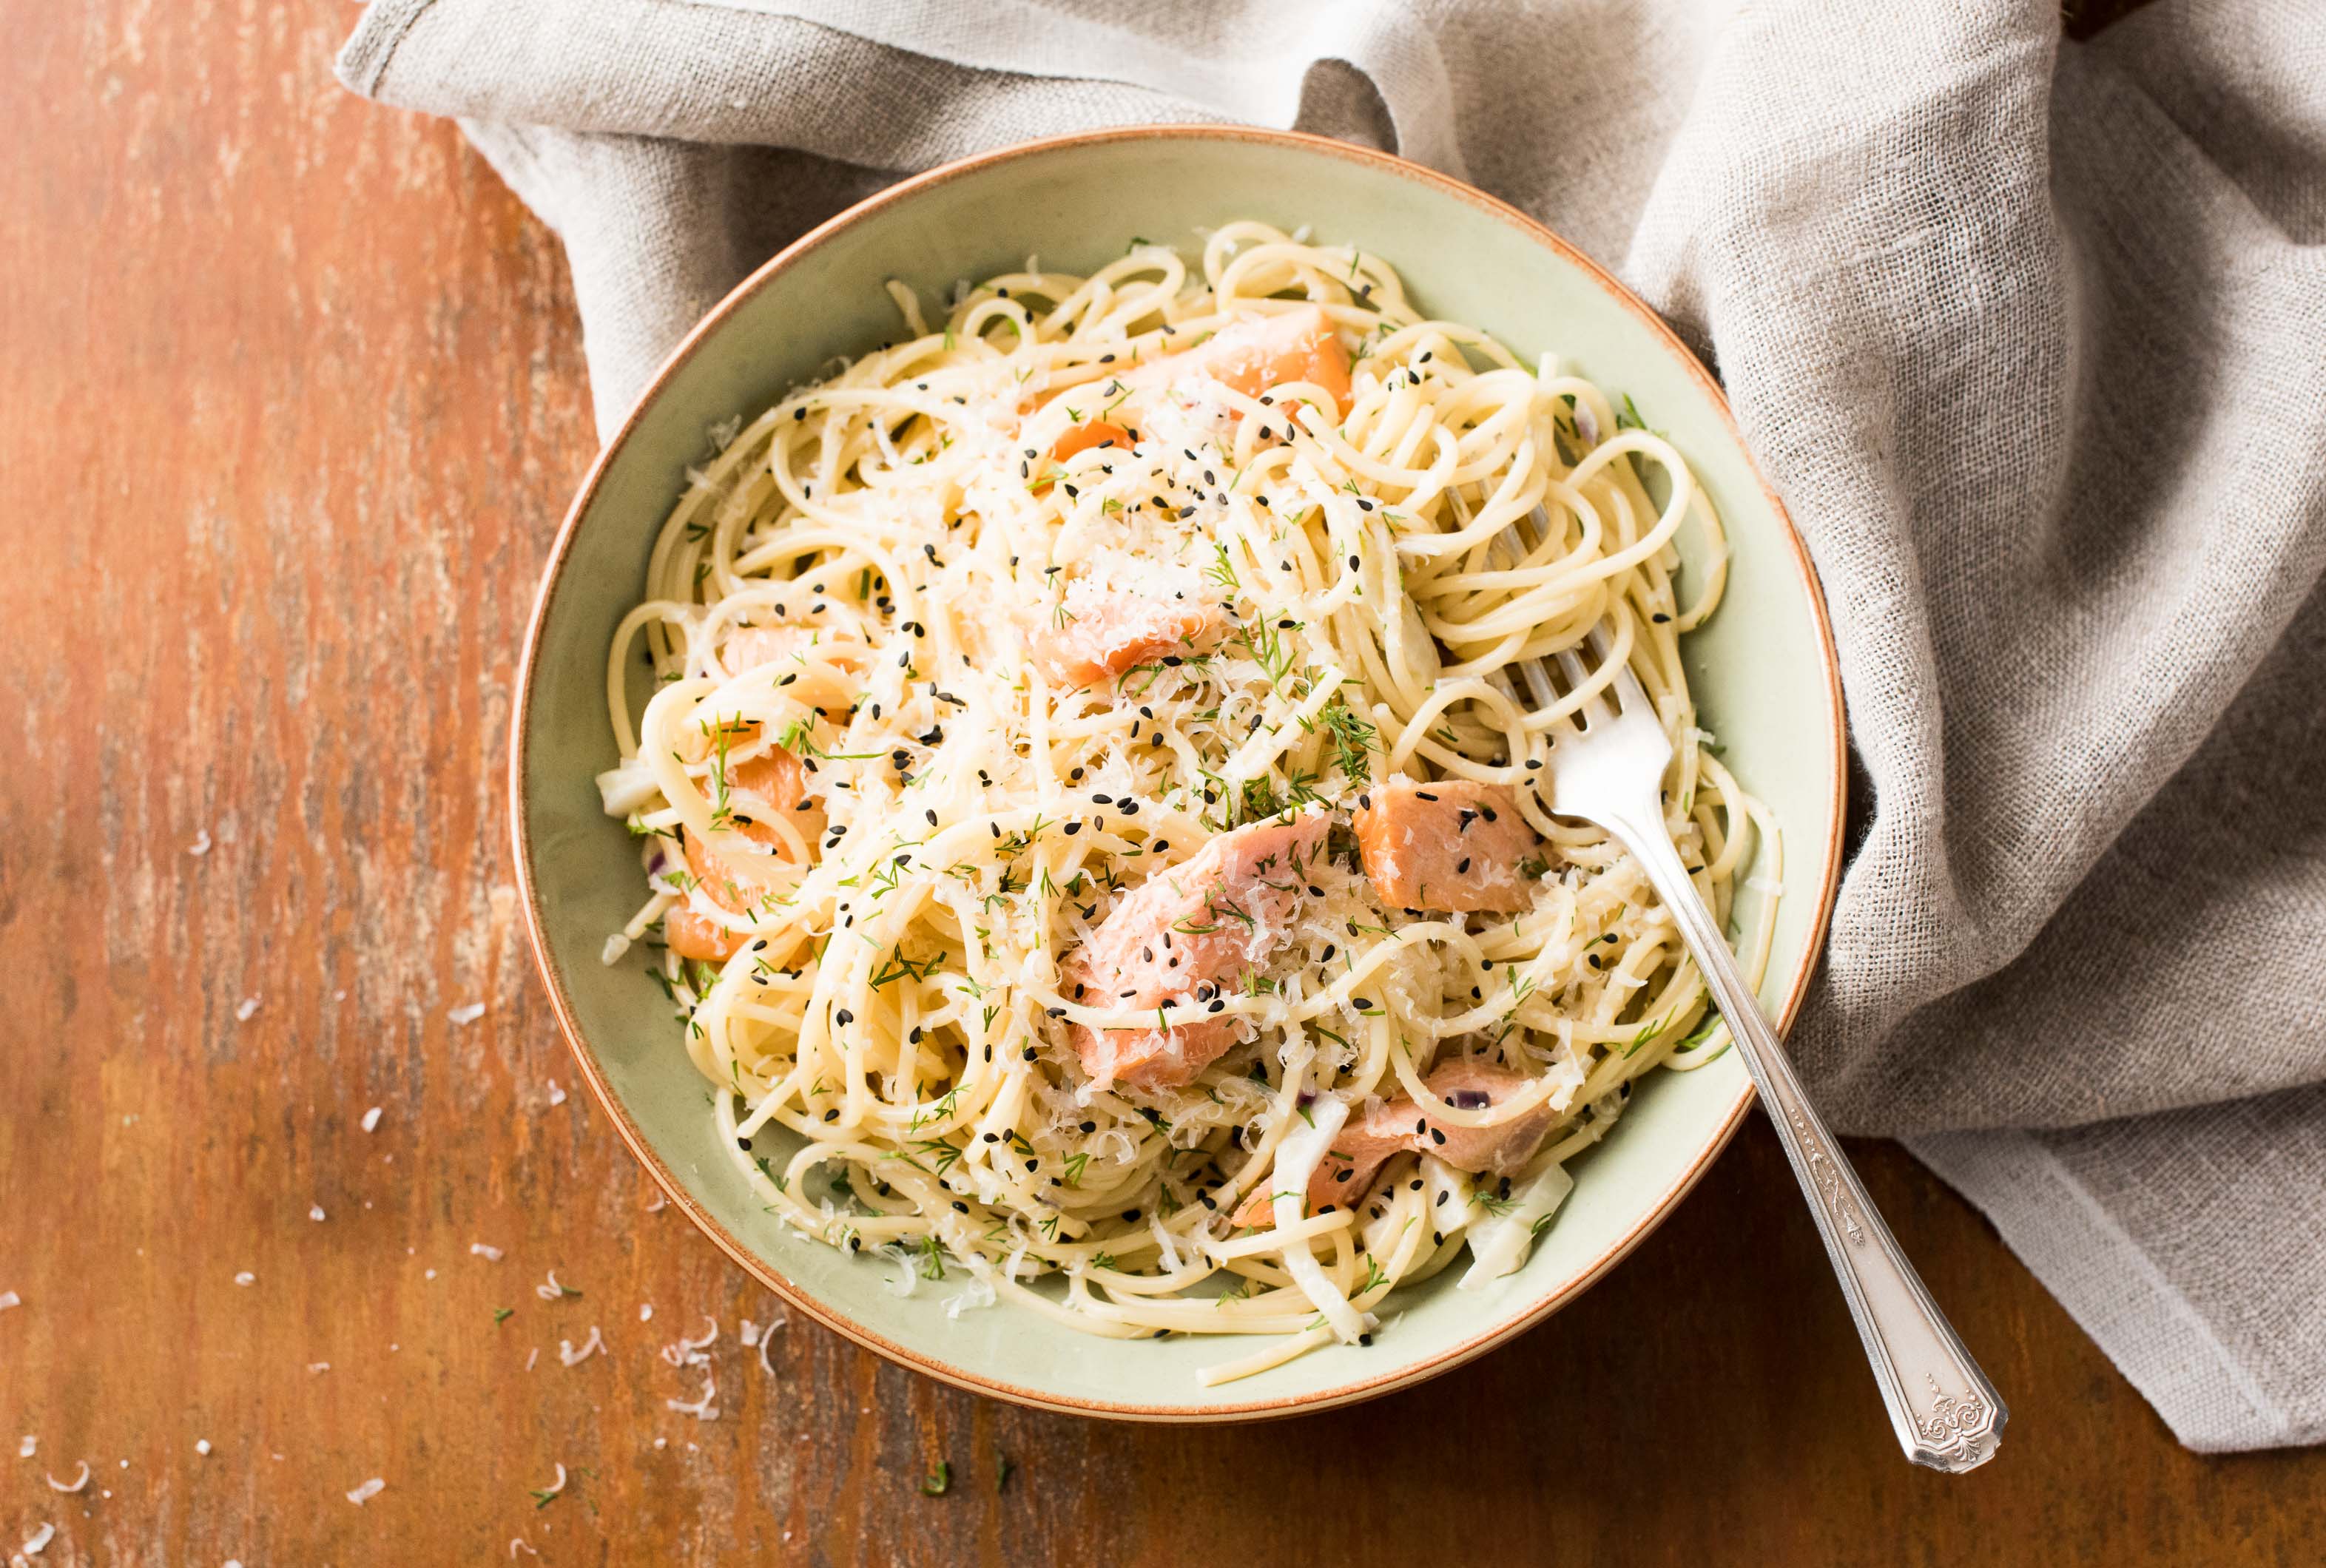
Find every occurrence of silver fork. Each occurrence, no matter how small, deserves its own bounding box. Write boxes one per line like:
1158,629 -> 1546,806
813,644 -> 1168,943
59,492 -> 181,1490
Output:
1531,620 -> 2007,1473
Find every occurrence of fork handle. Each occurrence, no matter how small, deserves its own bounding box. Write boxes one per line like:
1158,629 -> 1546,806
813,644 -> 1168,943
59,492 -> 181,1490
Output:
1606,808 -> 2008,1472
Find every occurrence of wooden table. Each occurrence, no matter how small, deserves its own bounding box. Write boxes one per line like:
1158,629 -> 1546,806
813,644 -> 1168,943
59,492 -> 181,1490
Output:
7,2 -> 2318,1563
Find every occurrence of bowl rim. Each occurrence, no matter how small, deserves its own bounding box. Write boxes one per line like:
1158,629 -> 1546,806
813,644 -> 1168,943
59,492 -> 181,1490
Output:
510,122 -> 1847,1422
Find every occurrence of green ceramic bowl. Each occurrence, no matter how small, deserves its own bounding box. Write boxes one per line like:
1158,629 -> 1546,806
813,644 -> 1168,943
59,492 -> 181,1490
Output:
513,126 -> 1844,1420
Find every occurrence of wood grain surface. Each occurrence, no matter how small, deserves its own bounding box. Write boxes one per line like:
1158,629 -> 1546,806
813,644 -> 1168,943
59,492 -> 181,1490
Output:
5,1 -> 2318,1564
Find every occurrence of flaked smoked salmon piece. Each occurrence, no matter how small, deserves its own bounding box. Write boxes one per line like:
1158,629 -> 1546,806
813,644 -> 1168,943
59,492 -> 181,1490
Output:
1130,305 -> 1352,416
681,743 -> 825,917
1040,418 -> 1137,475
1035,308 -> 1354,473
1232,1061 -> 1556,1226
1031,580 -> 1220,689
1064,814 -> 1329,1090
717,624 -> 815,676
664,905 -> 749,963
1353,777 -> 1545,914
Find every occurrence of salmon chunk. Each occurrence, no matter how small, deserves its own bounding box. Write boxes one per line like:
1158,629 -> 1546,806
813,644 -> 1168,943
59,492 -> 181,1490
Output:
1031,580 -> 1220,689
1064,814 -> 1329,1090
1031,308 -> 1350,475
717,624 -> 814,676
681,743 -> 825,916
1041,418 -> 1137,475
1131,305 -> 1352,417
1232,1061 -> 1557,1226
664,905 -> 749,963
1353,777 -> 1545,914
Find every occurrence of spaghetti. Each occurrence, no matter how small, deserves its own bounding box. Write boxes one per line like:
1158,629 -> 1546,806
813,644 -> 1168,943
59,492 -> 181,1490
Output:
594,223 -> 1776,1381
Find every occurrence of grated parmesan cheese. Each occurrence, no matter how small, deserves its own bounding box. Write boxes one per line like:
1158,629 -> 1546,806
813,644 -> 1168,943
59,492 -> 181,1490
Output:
558,1327 -> 605,1367
594,755 -> 664,816
638,1303 -> 653,1322
0,1291 -> 18,1311
235,996 -> 260,1021
21,1522 -> 55,1556
360,1106 -> 382,1133
18,1436 -> 33,1458
195,1440 -> 211,1456
233,1271 -> 254,1286
660,1317 -> 718,1367
546,1080 -> 567,1107
345,1477 -> 385,1506
189,829 -> 212,856
44,1463 -> 87,1494
309,1205 -> 326,1223
470,1243 -> 503,1261
664,1368 -> 719,1422
943,1277 -> 997,1318
307,1363 -> 331,1374
448,1002 -> 487,1024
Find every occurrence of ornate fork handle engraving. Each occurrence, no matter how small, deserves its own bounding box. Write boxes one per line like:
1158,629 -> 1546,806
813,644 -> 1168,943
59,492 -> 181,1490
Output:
1919,1376 -> 2002,1467
1611,811 -> 2008,1473
1787,1105 -> 1867,1246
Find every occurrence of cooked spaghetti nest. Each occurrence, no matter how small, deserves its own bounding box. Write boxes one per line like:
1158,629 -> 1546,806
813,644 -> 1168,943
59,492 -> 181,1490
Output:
595,222 -> 1778,1382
